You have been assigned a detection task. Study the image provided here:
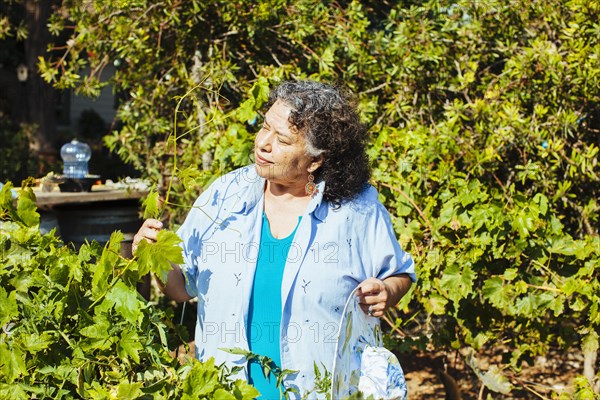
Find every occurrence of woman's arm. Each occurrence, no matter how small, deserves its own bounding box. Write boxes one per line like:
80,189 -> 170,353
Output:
156,263 -> 193,303
382,274 -> 412,308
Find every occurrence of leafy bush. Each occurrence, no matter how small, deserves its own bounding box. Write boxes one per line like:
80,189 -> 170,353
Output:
0,183 -> 259,399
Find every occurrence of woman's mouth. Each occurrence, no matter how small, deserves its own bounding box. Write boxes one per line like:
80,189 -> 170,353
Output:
255,153 -> 272,165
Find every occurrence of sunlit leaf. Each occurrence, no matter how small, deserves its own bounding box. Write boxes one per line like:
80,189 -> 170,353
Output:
136,230 -> 183,282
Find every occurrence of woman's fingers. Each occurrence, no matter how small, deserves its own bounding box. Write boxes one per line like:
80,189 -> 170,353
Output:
144,219 -> 163,230
357,278 -> 389,317
132,219 -> 163,254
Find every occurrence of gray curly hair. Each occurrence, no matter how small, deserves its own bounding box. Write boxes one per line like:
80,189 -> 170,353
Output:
267,80 -> 371,204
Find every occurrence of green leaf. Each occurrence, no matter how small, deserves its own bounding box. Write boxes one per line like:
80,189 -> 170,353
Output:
480,365 -> 512,394
514,294 -> 536,316
86,381 -> 112,399
548,295 -> 566,317
0,383 -> 27,399
67,252 -> 84,283
581,331 -> 599,355
136,230 -> 183,283
562,277 -> 579,296
117,382 -> 143,399
0,287 -> 18,327
236,98 -> 258,124
533,193 -> 548,215
250,77 -> 269,108
105,281 -> 142,325
142,188 -> 161,219
220,347 -> 252,356
440,264 -> 475,304
20,332 -> 54,354
16,188 -> 40,227
425,293 -> 448,315
80,318 -> 111,339
213,388 -> 236,400
178,166 -> 206,190
503,269 -> 518,281
92,231 -> 124,297
117,329 -> 143,364
0,342 -> 27,383
231,379 -> 260,400
512,208 -> 536,238
182,359 -> 220,399
261,359 -> 271,379
550,238 -> 587,259
482,277 -> 511,310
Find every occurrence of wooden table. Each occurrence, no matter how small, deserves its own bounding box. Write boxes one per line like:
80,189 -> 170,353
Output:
34,186 -> 147,209
35,185 -> 147,246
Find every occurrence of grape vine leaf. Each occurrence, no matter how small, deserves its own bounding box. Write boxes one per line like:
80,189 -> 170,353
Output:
80,317 -> 111,339
213,388 -> 237,400
236,98 -> 258,124
142,188 -> 161,219
0,342 -> 27,383
0,287 -> 18,327
20,332 -> 54,354
440,264 -> 475,304
581,331 -> 599,355
136,230 -> 183,283
117,329 -> 143,364
231,380 -> 260,399
92,231 -> 124,297
482,277 -> 511,310
16,189 -> 40,227
105,281 -> 142,325
425,292 -> 448,315
182,358 -> 220,399
117,382 -> 144,399
480,365 -> 512,394
464,348 -> 512,394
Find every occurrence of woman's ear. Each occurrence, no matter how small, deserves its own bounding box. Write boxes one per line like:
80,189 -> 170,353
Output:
308,155 -> 324,173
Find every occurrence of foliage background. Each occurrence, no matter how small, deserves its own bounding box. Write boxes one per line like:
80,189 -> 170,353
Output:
2,0 -> 599,397
0,183 -> 260,399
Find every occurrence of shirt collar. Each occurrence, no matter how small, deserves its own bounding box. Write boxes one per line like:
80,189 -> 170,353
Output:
231,166 -> 328,221
306,179 -> 327,221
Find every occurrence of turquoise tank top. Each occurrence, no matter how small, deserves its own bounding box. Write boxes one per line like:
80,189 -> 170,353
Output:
247,213 -> 301,399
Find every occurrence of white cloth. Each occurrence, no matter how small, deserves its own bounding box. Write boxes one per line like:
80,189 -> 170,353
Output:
331,287 -> 407,399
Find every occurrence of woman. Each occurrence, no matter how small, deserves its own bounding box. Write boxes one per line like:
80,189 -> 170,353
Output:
133,80 -> 416,399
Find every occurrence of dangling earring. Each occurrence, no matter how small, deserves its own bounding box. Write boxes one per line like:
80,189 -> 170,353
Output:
305,173 -> 318,197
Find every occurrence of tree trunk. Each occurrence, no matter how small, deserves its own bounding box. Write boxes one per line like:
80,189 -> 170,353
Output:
24,0 -> 58,160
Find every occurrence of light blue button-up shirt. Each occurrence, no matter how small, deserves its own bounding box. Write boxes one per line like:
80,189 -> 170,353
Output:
177,166 -> 416,398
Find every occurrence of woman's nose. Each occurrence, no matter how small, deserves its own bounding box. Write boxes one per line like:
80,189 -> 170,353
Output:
255,128 -> 272,151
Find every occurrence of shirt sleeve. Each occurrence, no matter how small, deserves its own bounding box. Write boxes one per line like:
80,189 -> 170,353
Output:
367,203 -> 417,283
176,182 -> 221,298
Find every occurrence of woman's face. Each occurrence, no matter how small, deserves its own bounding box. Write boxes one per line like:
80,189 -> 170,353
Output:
254,100 -> 322,186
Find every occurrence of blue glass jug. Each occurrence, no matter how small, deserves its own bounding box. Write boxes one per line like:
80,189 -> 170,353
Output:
60,139 -> 91,178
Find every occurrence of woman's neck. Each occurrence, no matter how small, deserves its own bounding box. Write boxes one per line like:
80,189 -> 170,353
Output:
265,179 -> 308,200
263,180 -> 311,238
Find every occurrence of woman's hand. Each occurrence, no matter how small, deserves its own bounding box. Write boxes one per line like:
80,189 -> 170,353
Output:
132,219 -> 163,255
131,218 -> 192,302
357,278 -> 390,317
357,274 -> 412,317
